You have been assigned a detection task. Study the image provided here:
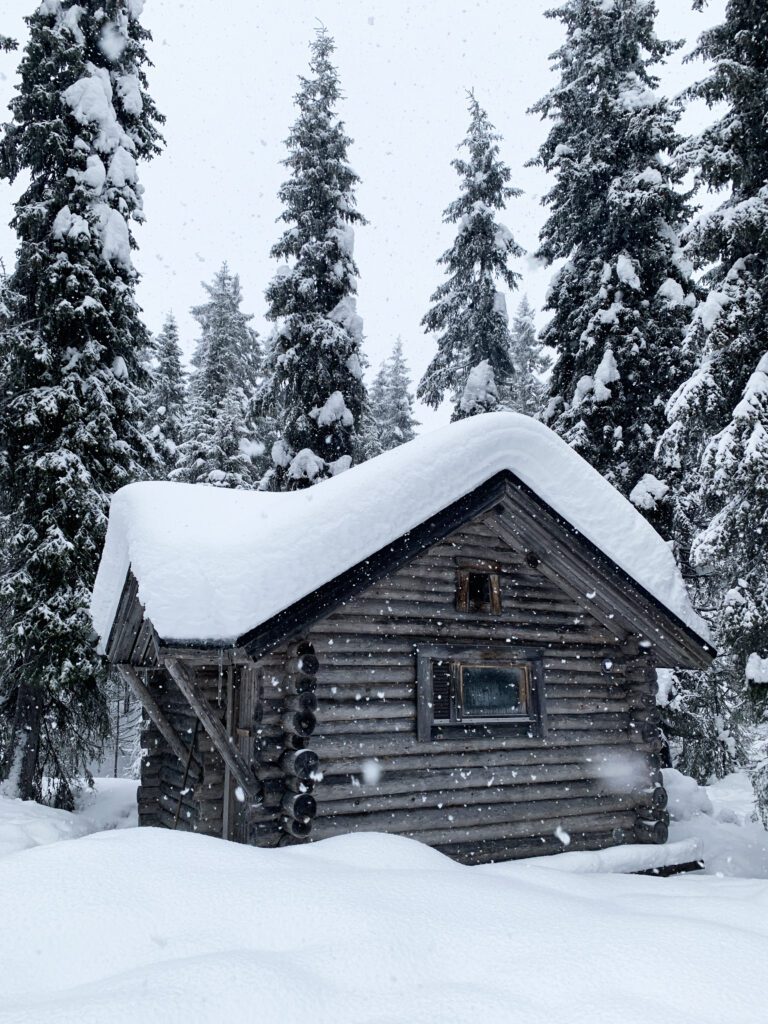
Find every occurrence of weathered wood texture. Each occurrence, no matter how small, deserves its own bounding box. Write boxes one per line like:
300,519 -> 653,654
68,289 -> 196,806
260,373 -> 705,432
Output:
138,664 -> 244,838
242,506 -> 665,862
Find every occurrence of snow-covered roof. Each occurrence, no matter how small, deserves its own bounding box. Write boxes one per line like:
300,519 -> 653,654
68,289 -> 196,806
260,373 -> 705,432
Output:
91,412 -> 710,650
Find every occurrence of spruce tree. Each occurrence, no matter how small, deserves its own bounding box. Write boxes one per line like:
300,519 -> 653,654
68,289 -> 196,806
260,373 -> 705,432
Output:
368,338 -> 419,453
530,0 -> 696,515
507,296 -> 551,416
146,312 -> 186,476
173,264 -> 263,488
0,1 -> 162,804
655,0 -> 768,791
418,93 -> 522,420
260,28 -> 367,490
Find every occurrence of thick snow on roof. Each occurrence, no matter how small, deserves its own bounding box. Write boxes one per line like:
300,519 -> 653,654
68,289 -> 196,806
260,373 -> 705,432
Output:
91,412 -> 709,648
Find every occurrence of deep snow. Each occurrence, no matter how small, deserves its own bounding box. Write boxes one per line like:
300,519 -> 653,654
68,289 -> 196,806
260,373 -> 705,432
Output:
91,412 -> 709,646
0,824 -> 766,1024
0,773 -> 766,1023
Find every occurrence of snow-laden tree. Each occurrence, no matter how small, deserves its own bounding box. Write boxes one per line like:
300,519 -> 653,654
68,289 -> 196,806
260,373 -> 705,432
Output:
655,0 -> 768,793
173,264 -> 263,488
367,338 -> 419,454
0,1 -> 162,804
260,28 -> 367,490
507,296 -> 551,416
419,93 -> 522,420
530,0 -> 696,516
146,312 -> 186,476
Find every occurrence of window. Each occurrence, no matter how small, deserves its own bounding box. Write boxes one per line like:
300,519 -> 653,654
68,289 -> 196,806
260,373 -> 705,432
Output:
416,645 -> 546,741
456,567 -> 501,614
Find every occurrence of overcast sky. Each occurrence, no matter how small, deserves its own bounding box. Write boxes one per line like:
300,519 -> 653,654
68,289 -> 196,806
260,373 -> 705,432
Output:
0,0 -> 727,429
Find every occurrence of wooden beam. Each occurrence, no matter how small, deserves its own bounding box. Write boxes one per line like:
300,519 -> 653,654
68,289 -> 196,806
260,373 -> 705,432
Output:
163,657 -> 261,803
116,663 -> 198,772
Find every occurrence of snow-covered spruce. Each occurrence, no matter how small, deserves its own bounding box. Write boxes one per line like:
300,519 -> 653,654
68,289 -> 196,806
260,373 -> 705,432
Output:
0,0 -> 162,804
145,312 -> 187,476
365,337 -> 419,456
507,296 -> 551,417
531,0 -> 696,521
655,0 -> 768,797
260,28 -> 367,490
419,93 -> 522,420
173,264 -> 263,489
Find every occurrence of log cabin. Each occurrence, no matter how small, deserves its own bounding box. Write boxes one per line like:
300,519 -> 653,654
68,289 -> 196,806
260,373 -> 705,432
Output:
91,412 -> 715,864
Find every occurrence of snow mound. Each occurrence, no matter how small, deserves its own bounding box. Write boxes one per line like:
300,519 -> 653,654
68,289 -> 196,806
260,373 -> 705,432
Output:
0,796 -> 90,859
668,771 -> 768,878
499,837 -> 702,875
0,778 -> 137,859
91,411 -> 709,648
663,768 -> 714,821
0,827 -> 766,1023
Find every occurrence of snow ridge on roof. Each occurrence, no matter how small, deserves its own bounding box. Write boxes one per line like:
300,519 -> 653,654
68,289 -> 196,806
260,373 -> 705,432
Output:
91,412 -> 710,649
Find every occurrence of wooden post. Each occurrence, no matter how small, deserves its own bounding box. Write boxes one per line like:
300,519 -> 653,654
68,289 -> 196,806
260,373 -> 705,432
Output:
163,657 -> 261,803
116,664 -> 197,771
222,663 -> 234,840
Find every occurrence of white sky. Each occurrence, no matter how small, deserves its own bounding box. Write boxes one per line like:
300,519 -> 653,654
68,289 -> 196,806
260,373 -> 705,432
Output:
0,0 -> 727,430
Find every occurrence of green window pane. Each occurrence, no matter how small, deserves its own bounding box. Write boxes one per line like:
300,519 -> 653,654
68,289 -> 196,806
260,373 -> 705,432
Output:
461,665 -> 526,716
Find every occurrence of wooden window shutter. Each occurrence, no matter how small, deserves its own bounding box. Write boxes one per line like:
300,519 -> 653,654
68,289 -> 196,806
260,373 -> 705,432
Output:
431,659 -> 452,721
456,570 -> 469,612
489,572 -> 502,614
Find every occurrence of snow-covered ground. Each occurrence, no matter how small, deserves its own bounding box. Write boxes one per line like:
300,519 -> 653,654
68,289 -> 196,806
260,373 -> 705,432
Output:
0,778 -> 137,858
0,774 -> 766,1023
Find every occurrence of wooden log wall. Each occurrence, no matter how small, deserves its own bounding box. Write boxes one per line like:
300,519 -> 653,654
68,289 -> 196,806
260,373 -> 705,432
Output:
246,511 -> 667,864
138,664 -> 232,838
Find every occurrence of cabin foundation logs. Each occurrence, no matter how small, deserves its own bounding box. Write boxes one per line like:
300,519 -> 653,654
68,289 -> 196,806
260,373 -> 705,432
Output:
276,640 -> 320,844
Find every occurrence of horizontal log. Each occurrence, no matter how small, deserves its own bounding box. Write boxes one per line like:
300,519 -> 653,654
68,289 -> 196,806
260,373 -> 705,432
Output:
280,815 -> 312,838
315,779 -> 625,817
635,819 -> 668,844
282,710 -> 317,738
311,810 -> 637,845
320,616 -> 615,646
281,748 -> 320,780
332,597 -> 598,630
307,632 -> 618,658
280,730 -> 634,762
314,793 -> 633,835
286,692 -> 318,713
316,761 -> 637,799
282,792 -> 317,820
303,739 -> 633,776
434,828 -> 625,865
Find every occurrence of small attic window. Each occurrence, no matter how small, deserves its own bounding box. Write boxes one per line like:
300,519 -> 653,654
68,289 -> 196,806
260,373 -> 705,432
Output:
456,566 -> 501,614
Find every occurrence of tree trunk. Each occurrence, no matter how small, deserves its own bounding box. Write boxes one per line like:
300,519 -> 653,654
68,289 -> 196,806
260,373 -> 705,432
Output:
0,676 -> 42,800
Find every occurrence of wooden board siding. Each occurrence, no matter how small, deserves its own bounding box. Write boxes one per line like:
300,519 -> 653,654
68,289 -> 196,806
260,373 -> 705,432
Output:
243,506 -> 665,863
138,665 -> 234,838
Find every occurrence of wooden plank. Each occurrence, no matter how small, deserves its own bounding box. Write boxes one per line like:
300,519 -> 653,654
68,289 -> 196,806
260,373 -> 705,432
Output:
316,779 -> 613,816
311,810 -> 637,844
163,657 -> 261,803
316,761 -> 620,798
434,828 -> 621,864
222,663 -> 234,840
117,664 -> 198,772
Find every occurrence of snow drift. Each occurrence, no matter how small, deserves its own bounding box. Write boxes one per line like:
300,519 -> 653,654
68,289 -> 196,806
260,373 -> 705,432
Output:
1,826 -> 766,1024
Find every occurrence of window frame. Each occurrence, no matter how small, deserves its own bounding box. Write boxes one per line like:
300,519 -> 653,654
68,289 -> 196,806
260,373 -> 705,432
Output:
416,644 -> 547,742
455,563 -> 502,615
